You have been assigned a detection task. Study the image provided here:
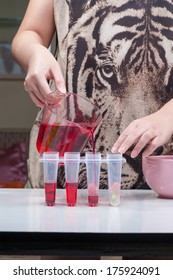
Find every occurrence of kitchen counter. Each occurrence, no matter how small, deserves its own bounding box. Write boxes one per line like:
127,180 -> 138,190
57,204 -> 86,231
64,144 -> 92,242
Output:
0,188 -> 173,257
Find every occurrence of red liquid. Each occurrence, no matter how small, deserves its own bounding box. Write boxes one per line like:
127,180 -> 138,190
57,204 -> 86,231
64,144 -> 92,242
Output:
88,195 -> 98,207
91,131 -> 95,153
66,182 -> 78,206
37,123 -> 95,156
45,182 -> 56,206
88,182 -> 99,207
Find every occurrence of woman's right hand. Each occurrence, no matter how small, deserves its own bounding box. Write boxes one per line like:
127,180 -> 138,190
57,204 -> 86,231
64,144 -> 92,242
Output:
24,44 -> 66,107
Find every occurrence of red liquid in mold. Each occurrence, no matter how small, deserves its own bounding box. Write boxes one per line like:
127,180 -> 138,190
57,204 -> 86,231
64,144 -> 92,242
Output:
45,182 -> 56,206
88,195 -> 98,207
66,182 -> 78,206
88,183 -> 99,206
36,123 -> 95,156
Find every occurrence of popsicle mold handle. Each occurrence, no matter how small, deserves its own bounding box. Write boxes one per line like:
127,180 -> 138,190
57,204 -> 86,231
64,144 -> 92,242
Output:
40,152 -> 126,165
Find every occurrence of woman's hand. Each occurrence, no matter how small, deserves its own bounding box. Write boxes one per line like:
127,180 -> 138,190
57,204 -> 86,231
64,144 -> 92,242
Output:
24,45 -> 66,107
111,105 -> 173,158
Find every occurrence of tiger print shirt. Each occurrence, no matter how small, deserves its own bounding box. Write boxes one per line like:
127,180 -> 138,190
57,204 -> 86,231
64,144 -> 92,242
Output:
52,0 -> 173,189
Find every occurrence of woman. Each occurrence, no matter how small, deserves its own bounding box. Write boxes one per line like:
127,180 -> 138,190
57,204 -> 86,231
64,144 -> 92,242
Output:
12,0 -> 173,189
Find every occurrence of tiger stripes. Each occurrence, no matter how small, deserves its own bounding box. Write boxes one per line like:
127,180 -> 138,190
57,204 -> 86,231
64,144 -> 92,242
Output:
52,0 -> 173,189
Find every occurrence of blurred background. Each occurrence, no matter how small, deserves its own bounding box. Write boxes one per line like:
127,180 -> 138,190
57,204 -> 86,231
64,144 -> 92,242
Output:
0,1 -> 38,188
0,0 -> 38,130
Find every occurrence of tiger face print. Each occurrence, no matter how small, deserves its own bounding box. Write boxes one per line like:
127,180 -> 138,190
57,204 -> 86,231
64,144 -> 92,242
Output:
54,0 -> 173,189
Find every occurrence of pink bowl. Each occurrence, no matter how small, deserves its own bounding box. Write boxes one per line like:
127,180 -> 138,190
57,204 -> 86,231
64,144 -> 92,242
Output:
142,155 -> 173,198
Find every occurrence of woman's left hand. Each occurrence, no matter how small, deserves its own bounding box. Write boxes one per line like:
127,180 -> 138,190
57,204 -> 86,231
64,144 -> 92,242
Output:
111,106 -> 173,158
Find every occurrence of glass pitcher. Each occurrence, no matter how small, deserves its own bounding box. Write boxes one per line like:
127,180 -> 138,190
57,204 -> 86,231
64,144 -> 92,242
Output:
36,90 -> 102,156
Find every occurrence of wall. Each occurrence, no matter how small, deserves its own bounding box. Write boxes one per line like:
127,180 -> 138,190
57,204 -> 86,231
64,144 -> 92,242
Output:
0,0 -> 38,130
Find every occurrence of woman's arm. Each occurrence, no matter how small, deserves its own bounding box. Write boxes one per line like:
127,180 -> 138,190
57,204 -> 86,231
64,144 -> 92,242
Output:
12,0 -> 66,107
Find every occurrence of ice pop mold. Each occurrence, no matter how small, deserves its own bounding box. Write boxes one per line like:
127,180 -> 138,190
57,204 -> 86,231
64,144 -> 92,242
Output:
40,152 -> 126,207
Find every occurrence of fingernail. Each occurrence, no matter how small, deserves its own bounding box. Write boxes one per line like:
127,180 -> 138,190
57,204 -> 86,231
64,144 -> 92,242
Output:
111,146 -> 118,153
118,147 -> 126,153
131,151 -> 137,158
58,85 -> 66,94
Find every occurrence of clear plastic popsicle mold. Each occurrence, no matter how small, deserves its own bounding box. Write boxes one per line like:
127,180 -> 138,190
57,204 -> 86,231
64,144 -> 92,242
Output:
64,152 -> 80,206
107,153 -> 123,206
42,152 -> 59,206
85,152 -> 101,207
40,152 -> 126,207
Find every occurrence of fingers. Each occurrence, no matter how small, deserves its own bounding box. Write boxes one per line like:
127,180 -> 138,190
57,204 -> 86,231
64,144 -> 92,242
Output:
129,130 -> 156,158
24,74 -> 51,107
142,137 -> 160,157
53,65 -> 66,93
111,121 -> 158,158
111,108 -> 173,158
23,48 -> 67,106
24,69 -> 66,107
111,121 -> 146,154
28,91 -> 44,107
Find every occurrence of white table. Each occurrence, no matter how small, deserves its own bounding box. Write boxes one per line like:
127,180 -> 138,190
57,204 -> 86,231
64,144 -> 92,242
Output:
0,188 -> 173,257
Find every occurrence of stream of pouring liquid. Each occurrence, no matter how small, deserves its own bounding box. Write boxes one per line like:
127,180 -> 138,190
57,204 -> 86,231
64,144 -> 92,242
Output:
87,128 -> 99,206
